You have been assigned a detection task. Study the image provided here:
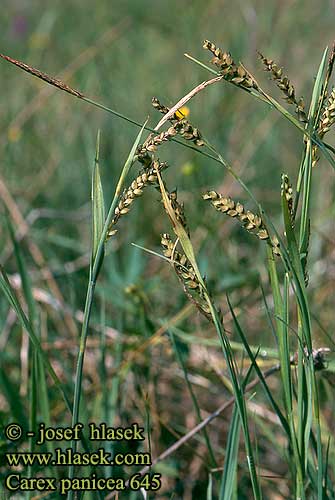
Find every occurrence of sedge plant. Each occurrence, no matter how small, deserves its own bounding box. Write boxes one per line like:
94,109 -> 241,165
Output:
0,38 -> 335,499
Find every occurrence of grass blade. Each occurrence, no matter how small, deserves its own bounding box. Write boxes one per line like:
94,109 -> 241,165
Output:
0,265 -> 72,412
6,215 -> 37,327
226,294 -> 289,436
169,330 -> 217,467
91,129 -> 105,264
307,47 -> 328,124
220,362 -> 254,500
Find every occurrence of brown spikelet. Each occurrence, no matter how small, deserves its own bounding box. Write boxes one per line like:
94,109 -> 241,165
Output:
203,190 -> 281,255
161,233 -> 211,319
137,110 -> 201,170
203,40 -> 258,90
320,41 -> 335,111
203,191 -> 269,239
163,189 -> 189,235
136,127 -> 179,168
174,120 -> 204,146
258,52 -> 307,123
152,97 -> 172,117
139,128 -> 178,156
107,160 -> 168,238
271,236 -> 281,257
312,87 -> 335,166
318,87 -> 335,137
280,174 -> 294,224
0,53 -> 84,98
311,44 -> 335,167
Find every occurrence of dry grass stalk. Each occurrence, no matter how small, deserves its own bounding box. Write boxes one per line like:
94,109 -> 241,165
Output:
153,76 -> 222,131
152,97 -> 204,146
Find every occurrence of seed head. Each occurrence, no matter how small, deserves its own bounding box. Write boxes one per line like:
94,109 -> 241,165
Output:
161,233 -> 211,319
281,174 -> 294,223
203,40 -> 258,90
258,52 -> 307,123
107,160 -> 168,238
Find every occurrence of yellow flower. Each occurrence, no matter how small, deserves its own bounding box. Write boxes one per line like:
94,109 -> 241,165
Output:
175,105 -> 190,120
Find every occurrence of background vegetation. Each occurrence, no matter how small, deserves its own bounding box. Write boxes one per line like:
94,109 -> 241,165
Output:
0,0 -> 334,498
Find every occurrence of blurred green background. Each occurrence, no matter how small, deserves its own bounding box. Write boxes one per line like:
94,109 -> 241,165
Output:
1,0 -> 334,498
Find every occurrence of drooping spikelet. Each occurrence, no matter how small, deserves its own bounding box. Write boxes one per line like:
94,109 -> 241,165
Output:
271,236 -> 281,257
203,190 -> 281,256
163,189 -> 189,235
281,174 -> 294,224
151,97 -> 170,116
203,191 -> 269,239
318,87 -> 335,137
203,40 -> 258,90
174,120 -> 204,146
312,87 -> 335,166
291,347 -> 330,370
311,45 -> 335,167
107,160 -> 167,238
138,127 -> 178,156
161,233 -> 211,319
258,53 -> 307,123
151,97 -> 205,146
136,126 -> 180,167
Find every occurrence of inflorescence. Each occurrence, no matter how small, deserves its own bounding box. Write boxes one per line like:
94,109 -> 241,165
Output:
203,40 -> 258,90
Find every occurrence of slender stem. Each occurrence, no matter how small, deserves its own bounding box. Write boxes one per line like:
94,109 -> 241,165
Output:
67,273 -> 95,491
66,225 -> 111,500
205,140 -> 259,205
66,126 -> 145,500
82,96 -> 221,164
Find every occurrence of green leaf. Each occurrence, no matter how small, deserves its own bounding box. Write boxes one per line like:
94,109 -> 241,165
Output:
219,404 -> 240,500
6,215 -> 37,327
308,47 -> 328,125
91,129 -> 105,264
0,265 -> 71,412
170,330 -> 217,467
219,362 -> 255,500
0,367 -> 28,429
227,294 -> 290,436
